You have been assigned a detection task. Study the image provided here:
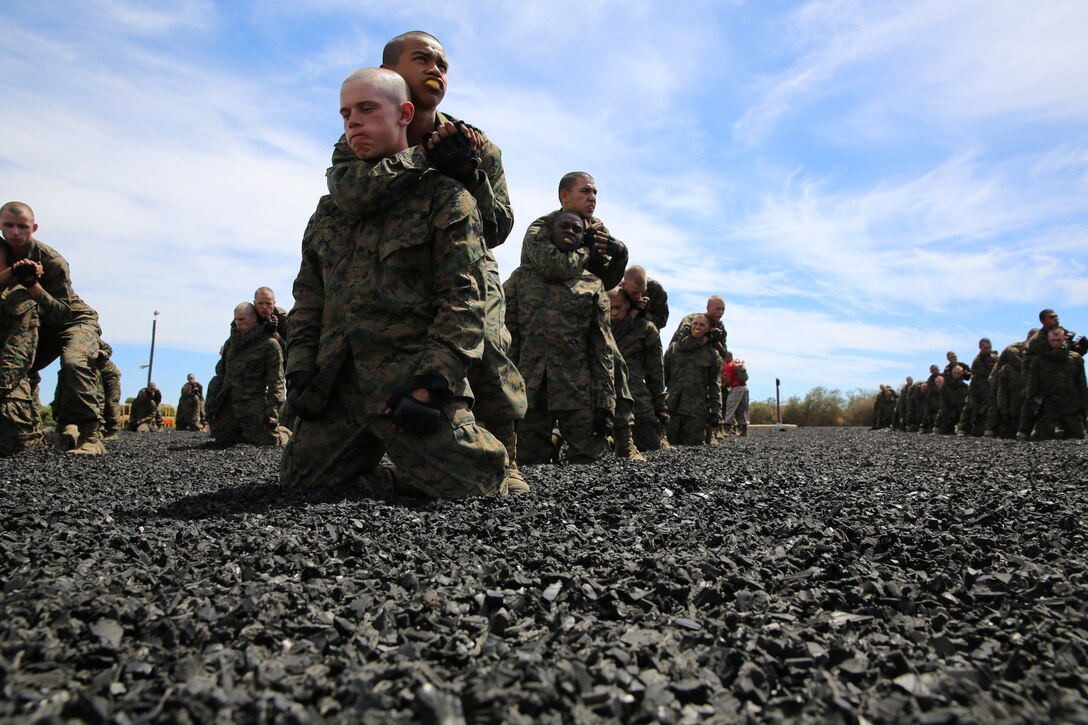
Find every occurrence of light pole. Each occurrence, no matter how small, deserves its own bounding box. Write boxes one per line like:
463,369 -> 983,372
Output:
146,310 -> 160,388
775,377 -> 782,429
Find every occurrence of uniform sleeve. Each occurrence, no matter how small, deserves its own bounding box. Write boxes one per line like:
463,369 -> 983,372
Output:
707,354 -> 723,419
588,287 -> 616,412
265,341 -> 285,411
413,194 -> 487,389
205,341 -> 229,412
643,323 -> 667,413
649,281 -> 670,330
285,202 -> 328,377
34,254 -> 78,327
474,136 -> 515,250
503,271 -> 521,366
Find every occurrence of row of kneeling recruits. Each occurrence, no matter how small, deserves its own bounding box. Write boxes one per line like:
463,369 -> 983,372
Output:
871,309 -> 1088,440
0,30 -> 749,500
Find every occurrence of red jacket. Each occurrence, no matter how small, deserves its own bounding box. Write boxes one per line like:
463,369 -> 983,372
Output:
722,360 -> 747,388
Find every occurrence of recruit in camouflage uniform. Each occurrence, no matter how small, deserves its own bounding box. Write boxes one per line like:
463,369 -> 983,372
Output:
125,387 -> 163,432
1,202 -> 104,454
281,69 -> 506,497
985,336 -> 1029,438
664,318 -> 723,446
936,367 -> 968,435
609,338 -> 640,460
961,345 -> 997,436
207,309 -> 291,447
1024,327 -> 1088,440
505,211 -> 616,465
872,387 -> 894,430
892,377 -> 913,430
907,381 -> 934,432
331,32 -> 527,492
522,210 -> 628,290
95,340 -> 122,439
175,382 -> 203,431
611,294 -> 668,452
0,285 -> 44,455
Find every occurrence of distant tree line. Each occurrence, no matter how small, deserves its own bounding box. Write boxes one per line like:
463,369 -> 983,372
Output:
749,387 -> 875,427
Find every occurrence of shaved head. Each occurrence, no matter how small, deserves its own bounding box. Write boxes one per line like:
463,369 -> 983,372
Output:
382,31 -> 442,65
0,201 -> 33,219
342,67 -> 410,105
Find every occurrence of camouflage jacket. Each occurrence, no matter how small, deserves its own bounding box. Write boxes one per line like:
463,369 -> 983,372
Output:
992,342 -> 1027,412
664,340 -> 722,419
129,392 -> 162,427
504,251 -> 615,412
288,147 -> 487,418
612,314 -> 667,413
938,378 -> 968,425
207,325 -> 285,416
968,351 -> 997,407
521,210 -> 627,289
0,286 -> 38,393
1026,348 -> 1088,417
632,277 -> 669,331
333,110 -> 512,251
669,312 -> 727,359
1,238 -> 98,332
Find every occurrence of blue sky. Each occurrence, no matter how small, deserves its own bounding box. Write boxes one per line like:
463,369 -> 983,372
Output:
4,0 -> 1087,406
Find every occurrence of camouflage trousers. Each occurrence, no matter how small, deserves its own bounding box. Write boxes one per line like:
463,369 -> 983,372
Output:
469,256 -> 528,428
630,394 -> 665,452
98,359 -> 122,433
175,398 -> 201,431
0,378 -> 44,456
210,399 -> 291,447
667,414 -> 707,446
280,362 -> 506,498
518,406 -> 606,465
34,322 -> 102,425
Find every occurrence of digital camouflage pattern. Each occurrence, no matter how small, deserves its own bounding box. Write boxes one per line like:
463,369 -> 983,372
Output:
612,314 -> 667,451
125,389 -> 163,432
521,210 -> 627,289
504,237 -> 616,465
175,383 -> 203,431
0,286 -> 44,455
638,277 -> 670,332
936,376 -> 968,434
2,238 -> 102,428
333,114 -> 526,429
664,338 -> 722,446
96,340 -> 122,435
670,312 -> 727,360
962,351 -> 998,436
207,325 -> 288,447
280,148 -> 505,496
1025,347 -> 1087,440
987,342 -> 1027,437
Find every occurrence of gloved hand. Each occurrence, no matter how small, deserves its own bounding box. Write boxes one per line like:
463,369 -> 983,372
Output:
263,314 -> 278,335
286,370 -> 316,418
708,413 -> 722,427
11,260 -> 41,287
422,121 -> 481,187
707,328 -> 724,344
386,377 -> 451,435
592,408 -> 614,438
656,411 -> 670,426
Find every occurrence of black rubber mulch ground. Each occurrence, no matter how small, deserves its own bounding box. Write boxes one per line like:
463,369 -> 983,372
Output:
1,428 -> 1086,723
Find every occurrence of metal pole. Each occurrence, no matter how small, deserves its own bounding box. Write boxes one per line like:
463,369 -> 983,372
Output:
775,377 -> 781,425
147,310 -> 160,388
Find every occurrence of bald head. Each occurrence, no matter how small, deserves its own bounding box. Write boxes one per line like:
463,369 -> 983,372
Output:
340,68 -> 413,161
234,302 -> 258,333
706,296 -> 725,322
382,31 -> 442,65
342,67 -> 410,105
0,201 -> 33,219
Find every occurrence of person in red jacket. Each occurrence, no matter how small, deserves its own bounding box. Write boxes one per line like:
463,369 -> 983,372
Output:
722,352 -> 750,436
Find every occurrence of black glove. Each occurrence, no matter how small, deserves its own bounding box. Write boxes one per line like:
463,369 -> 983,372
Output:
263,315 -> 278,335
656,411 -> 670,426
11,260 -> 40,287
422,122 -> 481,187
709,414 -> 722,427
592,408 -> 614,438
707,328 -> 724,344
386,377 -> 451,435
